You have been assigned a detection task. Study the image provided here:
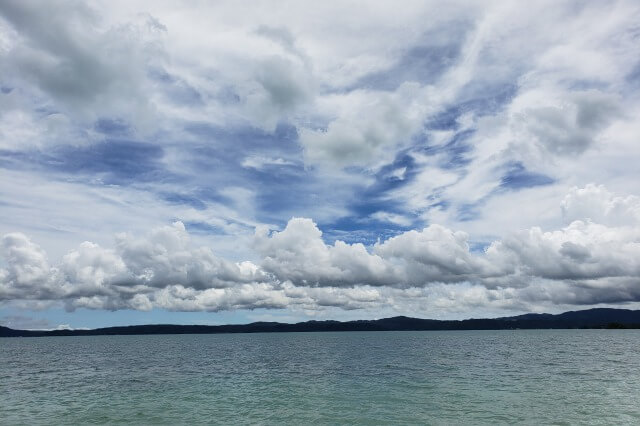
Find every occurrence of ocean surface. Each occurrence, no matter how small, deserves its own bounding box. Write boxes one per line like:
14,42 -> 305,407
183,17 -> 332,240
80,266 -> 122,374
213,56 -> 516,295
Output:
2,330 -> 640,425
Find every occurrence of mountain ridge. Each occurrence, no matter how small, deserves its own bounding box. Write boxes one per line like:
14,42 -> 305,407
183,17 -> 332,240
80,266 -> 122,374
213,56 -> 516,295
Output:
2,308 -> 640,337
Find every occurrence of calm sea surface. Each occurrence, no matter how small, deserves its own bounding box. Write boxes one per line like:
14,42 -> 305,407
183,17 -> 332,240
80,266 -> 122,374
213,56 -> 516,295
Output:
2,330 -> 640,425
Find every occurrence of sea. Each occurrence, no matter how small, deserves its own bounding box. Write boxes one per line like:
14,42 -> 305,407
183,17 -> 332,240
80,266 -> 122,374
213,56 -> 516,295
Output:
2,330 -> 639,425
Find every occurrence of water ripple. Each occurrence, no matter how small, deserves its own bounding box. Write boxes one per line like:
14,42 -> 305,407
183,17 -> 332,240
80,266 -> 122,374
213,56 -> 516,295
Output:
2,330 -> 640,424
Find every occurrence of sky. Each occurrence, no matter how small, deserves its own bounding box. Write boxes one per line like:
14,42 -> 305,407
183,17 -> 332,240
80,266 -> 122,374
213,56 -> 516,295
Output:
1,1 -> 640,329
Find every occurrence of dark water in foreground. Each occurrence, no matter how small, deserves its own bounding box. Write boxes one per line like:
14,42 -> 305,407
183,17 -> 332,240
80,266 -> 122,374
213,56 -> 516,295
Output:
2,330 -> 640,425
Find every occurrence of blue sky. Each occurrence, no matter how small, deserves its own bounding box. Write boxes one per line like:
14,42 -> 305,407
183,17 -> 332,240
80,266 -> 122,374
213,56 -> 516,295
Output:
2,1 -> 640,329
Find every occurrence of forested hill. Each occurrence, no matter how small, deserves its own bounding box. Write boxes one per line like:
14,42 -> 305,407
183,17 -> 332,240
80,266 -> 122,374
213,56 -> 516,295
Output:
2,308 -> 640,337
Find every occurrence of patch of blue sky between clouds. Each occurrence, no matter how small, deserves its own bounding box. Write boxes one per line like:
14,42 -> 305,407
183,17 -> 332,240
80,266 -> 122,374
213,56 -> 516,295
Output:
0,140 -> 174,185
418,129 -> 475,170
425,84 -> 518,131
455,202 -> 483,222
93,118 -> 131,138
161,193 -> 208,211
182,221 -> 228,236
349,38 -> 467,91
148,67 -> 205,106
500,162 -> 555,191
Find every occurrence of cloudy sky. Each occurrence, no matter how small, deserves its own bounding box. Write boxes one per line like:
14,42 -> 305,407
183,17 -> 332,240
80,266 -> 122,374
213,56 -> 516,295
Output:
1,1 -> 640,329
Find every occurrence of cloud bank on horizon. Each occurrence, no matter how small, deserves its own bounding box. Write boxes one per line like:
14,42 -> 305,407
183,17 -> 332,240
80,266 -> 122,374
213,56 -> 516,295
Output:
1,0 -> 640,322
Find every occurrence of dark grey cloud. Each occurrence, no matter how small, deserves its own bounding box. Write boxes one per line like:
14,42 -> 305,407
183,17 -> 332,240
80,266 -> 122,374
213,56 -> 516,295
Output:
0,0 -> 162,117
518,90 -> 621,156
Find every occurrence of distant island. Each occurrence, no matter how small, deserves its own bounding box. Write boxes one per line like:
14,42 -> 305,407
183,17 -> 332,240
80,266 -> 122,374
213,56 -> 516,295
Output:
2,308 -> 640,338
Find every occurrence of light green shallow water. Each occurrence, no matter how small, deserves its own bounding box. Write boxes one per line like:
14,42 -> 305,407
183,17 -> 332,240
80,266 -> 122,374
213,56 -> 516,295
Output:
2,330 -> 640,425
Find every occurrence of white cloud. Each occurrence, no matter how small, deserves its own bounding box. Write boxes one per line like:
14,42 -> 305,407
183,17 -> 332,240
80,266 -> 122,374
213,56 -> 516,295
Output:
0,222 -> 265,309
113,221 -> 263,289
369,212 -> 412,227
254,217 -> 397,287
374,225 -> 485,284
299,83 -> 431,169
3,185 -> 640,313
0,233 -> 52,295
241,156 -> 297,170
561,184 -> 640,226
387,167 -> 407,181
485,221 -> 640,283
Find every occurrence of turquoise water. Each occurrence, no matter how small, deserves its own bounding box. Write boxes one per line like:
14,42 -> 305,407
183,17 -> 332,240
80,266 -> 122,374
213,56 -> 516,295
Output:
2,330 -> 640,424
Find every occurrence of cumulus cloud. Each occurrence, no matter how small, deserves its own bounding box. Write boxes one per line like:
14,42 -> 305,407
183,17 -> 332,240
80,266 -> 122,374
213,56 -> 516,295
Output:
561,184 -> 640,226
254,218 -> 397,287
112,222 -> 263,289
253,185 -> 640,307
2,186 -> 640,313
0,222 -> 265,310
485,221 -> 640,283
0,232 -> 56,299
374,225 -> 487,284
